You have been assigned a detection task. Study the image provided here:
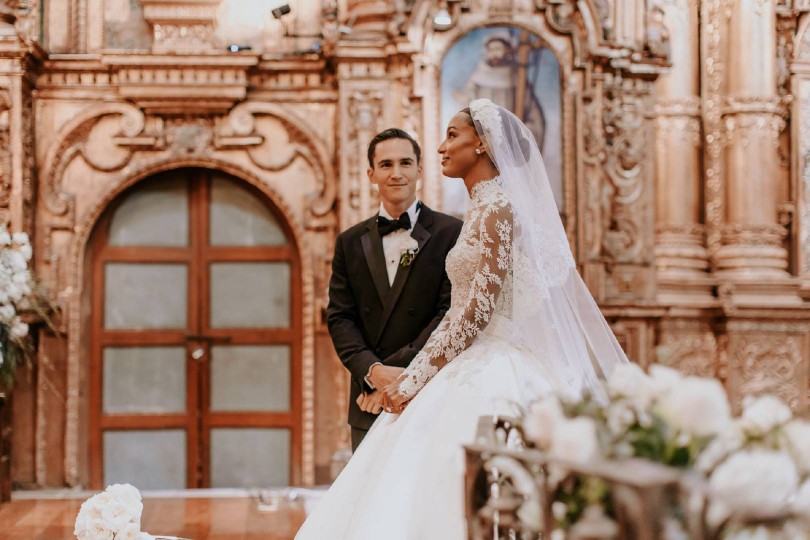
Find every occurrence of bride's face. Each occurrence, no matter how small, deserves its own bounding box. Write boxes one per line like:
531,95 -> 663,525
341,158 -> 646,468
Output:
438,112 -> 483,179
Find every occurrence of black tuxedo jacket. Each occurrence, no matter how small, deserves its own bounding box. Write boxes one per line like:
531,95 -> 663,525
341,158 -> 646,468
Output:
327,204 -> 463,430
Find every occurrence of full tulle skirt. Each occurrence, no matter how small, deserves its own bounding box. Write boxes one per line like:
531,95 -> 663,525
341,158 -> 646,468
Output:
295,319 -> 554,540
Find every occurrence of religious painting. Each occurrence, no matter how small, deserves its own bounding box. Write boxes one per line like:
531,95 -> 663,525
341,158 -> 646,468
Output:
441,26 -> 563,217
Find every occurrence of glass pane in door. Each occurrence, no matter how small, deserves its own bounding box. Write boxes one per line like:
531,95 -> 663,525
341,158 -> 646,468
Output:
209,178 -> 286,246
104,430 -> 186,489
209,262 -> 290,328
210,345 -> 290,412
103,347 -> 186,413
104,263 -> 188,329
210,428 -> 290,488
108,177 -> 189,247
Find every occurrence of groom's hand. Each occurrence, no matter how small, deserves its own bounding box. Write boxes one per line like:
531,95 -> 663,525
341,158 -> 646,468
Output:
356,391 -> 385,414
368,365 -> 404,390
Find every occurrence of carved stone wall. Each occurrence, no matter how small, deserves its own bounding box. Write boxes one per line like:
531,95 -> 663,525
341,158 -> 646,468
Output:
0,0 -> 808,491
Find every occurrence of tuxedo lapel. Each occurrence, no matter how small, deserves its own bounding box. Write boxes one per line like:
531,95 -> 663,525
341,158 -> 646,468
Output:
361,220 -> 390,303
373,207 -> 435,345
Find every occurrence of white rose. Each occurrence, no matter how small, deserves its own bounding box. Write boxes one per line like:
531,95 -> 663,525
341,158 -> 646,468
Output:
19,243 -> 32,261
400,236 -> 419,253
115,521 -> 143,540
709,449 -> 798,515
101,501 -> 132,531
523,396 -> 563,449
550,417 -> 600,464
10,321 -> 28,340
648,364 -> 683,396
106,483 -> 143,509
11,232 -> 29,245
740,395 -> 792,437
607,363 -> 654,406
0,233 -> 9,246
783,420 -> 810,474
657,376 -> 730,438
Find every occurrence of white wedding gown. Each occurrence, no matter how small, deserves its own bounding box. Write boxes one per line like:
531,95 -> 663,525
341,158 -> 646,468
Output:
296,179 -> 558,540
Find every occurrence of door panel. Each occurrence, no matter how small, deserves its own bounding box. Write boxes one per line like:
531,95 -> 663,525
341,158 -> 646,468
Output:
89,169 -> 300,489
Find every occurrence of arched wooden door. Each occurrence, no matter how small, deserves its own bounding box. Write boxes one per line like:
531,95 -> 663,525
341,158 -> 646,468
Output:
88,168 -> 301,489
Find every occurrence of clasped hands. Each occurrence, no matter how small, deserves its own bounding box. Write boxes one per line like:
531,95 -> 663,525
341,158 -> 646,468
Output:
355,364 -> 410,415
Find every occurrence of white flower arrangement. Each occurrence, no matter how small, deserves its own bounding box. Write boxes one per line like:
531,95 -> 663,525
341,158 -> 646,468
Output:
74,484 -> 154,540
520,363 -> 810,536
0,224 -> 46,389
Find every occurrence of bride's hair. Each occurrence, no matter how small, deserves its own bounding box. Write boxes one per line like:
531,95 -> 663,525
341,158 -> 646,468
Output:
461,106 -> 532,167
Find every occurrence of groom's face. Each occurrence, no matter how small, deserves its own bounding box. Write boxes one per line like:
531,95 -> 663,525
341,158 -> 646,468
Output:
367,138 -> 421,208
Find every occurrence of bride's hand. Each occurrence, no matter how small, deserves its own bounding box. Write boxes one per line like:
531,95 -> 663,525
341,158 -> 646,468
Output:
382,381 -> 409,413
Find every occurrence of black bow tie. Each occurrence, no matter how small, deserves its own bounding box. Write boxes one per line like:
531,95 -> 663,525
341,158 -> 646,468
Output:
377,212 -> 411,236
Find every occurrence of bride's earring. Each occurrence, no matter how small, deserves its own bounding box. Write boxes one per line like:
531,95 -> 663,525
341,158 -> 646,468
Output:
475,149 -> 482,155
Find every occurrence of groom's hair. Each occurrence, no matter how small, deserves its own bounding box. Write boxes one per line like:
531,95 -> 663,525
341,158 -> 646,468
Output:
367,128 -> 422,168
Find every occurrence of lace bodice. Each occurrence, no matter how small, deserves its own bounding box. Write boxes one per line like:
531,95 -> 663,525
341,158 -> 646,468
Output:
396,178 -> 514,400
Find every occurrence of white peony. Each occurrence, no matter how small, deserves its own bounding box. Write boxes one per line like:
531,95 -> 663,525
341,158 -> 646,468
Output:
740,395 -> 792,437
523,396 -> 563,449
607,362 -> 656,410
783,420 -> 810,474
709,449 -> 798,516
100,501 -> 133,531
550,417 -> 600,464
657,376 -> 730,438
106,483 -> 143,512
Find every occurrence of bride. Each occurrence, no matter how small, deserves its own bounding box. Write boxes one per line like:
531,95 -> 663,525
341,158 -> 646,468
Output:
295,99 -> 628,539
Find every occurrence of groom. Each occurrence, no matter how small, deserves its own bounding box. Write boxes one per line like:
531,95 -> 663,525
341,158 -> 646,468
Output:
328,128 -> 462,451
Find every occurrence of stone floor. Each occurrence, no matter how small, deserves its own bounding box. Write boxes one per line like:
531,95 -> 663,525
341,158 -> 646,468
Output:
0,490 -> 312,539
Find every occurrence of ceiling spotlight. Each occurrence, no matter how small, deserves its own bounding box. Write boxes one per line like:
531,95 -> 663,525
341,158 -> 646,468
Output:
272,3 -> 291,19
433,8 -> 452,28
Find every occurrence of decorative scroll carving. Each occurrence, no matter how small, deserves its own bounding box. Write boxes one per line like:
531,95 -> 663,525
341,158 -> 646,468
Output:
731,333 -> 806,410
601,75 -> 652,264
0,90 -> 10,221
140,0 -> 220,52
657,320 -> 718,378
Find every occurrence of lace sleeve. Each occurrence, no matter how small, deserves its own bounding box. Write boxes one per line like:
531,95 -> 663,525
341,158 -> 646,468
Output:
395,195 -> 513,400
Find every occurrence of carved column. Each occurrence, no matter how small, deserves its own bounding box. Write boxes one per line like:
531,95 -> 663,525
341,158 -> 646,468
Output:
715,0 -> 791,283
0,1 -> 15,36
654,0 -> 710,299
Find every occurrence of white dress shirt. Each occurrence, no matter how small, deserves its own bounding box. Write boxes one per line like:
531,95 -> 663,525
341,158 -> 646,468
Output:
379,199 -> 421,286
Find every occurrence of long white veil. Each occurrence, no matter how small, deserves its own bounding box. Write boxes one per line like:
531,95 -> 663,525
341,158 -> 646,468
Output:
469,98 -> 628,396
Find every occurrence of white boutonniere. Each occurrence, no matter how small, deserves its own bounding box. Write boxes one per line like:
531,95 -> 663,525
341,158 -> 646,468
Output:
399,237 -> 419,267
